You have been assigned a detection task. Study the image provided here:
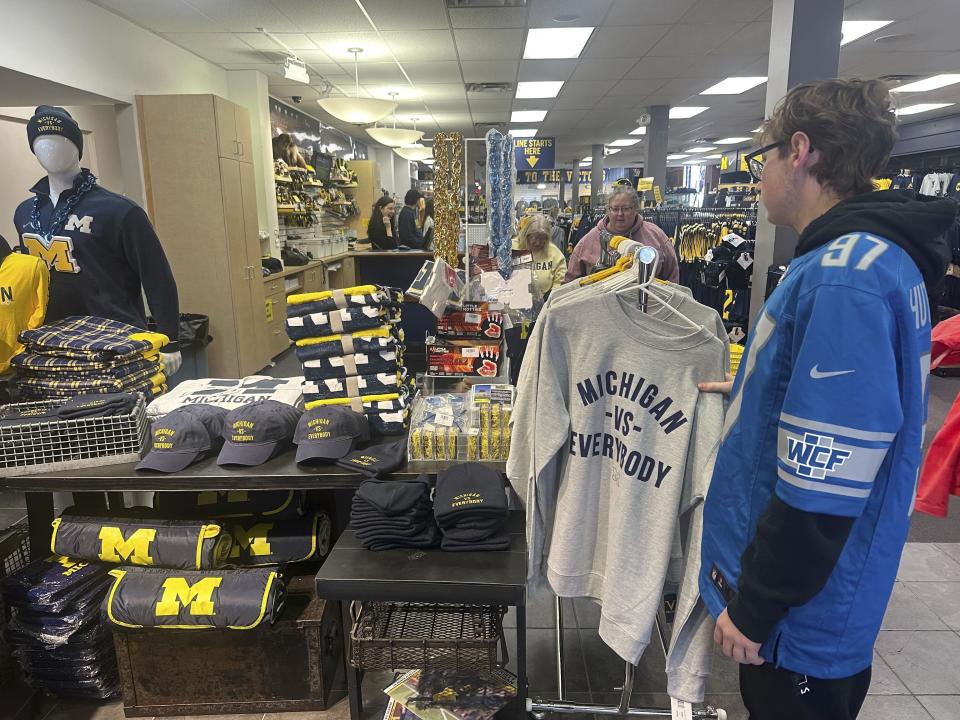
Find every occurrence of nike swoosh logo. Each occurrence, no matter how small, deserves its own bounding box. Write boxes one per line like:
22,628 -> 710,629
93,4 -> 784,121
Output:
810,366 -> 856,380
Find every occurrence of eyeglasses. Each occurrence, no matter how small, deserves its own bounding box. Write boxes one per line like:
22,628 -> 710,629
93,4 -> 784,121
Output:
744,141 -> 784,182
607,205 -> 635,215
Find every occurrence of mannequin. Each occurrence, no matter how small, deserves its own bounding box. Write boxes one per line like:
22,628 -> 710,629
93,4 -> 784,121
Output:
14,106 -> 182,376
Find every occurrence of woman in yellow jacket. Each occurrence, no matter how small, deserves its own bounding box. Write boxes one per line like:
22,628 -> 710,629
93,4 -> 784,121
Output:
513,214 -> 567,298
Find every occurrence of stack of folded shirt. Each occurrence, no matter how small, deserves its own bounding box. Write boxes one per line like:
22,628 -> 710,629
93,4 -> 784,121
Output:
433,463 -> 510,552
286,287 -> 410,436
14,316 -> 168,401
351,476 -> 439,551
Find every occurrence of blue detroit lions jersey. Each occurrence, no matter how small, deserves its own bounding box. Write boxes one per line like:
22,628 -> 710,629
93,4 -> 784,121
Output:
700,231 -> 931,678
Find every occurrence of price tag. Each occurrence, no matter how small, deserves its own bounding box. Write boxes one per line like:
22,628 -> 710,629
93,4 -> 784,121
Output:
434,412 -> 455,427
736,253 -> 754,270
491,387 -> 514,404
722,232 -> 747,247
465,312 -> 482,325
670,698 -> 693,720
462,347 -> 480,358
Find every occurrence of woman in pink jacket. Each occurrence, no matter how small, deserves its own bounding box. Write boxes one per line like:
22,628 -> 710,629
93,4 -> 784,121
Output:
563,186 -> 679,283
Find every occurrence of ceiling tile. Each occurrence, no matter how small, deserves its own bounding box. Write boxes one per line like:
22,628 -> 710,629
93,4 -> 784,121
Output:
680,0 -> 771,23
307,32 -> 390,62
235,32 -> 317,51
518,60 -> 578,82
527,0 -> 614,27
178,0 -> 298,32
426,99 -> 471,114
268,83 -> 321,100
843,0 -> 929,21
680,54 -> 764,77
89,0 -> 224,32
623,54 -> 697,78
722,21 -> 771,50
383,30 -> 458,62
454,29 -> 525,61
652,76 -> 722,98
448,7 -> 528,29
405,62 -> 463,84
570,58 -> 635,82
160,32 -> 269,64
362,0 -> 450,30
582,25 -> 672,59
648,22 -> 747,56
605,0 -> 699,26
460,60 -> 519,83
542,109 -> 590,128
417,83 -> 468,101
298,51 -> 341,65
561,80 -> 617,97
352,62 -> 407,84
553,95 -> 605,110
510,98 -> 556,112
270,0 -> 370,32
606,78 -> 669,97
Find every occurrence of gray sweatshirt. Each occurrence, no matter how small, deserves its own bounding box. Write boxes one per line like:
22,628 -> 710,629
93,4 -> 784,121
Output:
507,290 -> 725,702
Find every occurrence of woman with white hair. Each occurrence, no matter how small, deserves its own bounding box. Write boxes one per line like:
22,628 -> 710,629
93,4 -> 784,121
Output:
513,213 -> 567,297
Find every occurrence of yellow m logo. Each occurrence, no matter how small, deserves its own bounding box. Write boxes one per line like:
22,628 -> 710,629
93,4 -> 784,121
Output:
21,233 -> 80,273
198,490 -> 249,506
230,523 -> 273,558
98,527 -> 157,565
155,577 -> 222,617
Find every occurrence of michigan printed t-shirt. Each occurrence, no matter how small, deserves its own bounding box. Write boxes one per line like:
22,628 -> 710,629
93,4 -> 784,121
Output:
508,290 -> 725,701
0,249 -> 49,373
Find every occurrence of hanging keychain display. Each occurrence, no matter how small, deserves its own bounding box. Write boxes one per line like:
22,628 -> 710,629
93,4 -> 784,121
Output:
485,129 -> 514,278
432,131 -> 463,269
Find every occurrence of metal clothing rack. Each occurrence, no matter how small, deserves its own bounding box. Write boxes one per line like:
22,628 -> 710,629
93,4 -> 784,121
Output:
525,251 -> 726,720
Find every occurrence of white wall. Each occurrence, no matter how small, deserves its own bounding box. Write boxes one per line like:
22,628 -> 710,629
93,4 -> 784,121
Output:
0,105 -> 124,248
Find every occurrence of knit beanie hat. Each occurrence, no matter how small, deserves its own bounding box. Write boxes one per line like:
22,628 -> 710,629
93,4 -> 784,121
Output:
27,106 -> 83,159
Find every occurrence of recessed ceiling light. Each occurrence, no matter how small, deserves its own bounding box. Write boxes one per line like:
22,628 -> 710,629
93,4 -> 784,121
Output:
580,156 -> 592,162
609,139 -> 641,147
552,14 -> 580,23
666,154 -> 689,160
896,102 -> 955,116
516,81 -> 564,98
703,154 -> 723,159
669,106 -> 709,119
682,159 -> 704,164
605,148 -> 621,155
629,126 -> 647,135
701,77 -> 767,95
684,146 -> 717,153
509,128 -> 538,138
523,27 -> 595,59
511,110 -> 548,122
892,74 -> 960,93
840,20 -> 893,46
716,137 -> 752,144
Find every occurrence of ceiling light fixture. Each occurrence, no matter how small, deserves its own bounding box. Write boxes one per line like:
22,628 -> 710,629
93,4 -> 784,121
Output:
666,154 -> 689,160
509,128 -> 538,138
716,137 -> 751,144
515,81 -> 564,98
895,102 -> 955,116
840,20 -> 893,46
605,148 -> 621,155
684,146 -> 717,153
629,126 -> 647,135
523,27 -> 595,59
700,77 -> 767,95
511,110 -> 548,122
317,47 -> 397,124
552,14 -> 580,23
365,93 -> 424,147
259,28 -> 310,84
892,74 -> 960,93
394,117 -> 433,161
669,106 -> 709,119
682,159 -> 704,165
703,154 -> 723,159
609,139 -> 640,147
581,155 -> 592,162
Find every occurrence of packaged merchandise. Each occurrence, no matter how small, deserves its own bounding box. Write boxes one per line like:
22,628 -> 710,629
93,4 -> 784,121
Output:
427,339 -> 502,377
103,566 -> 284,630
436,302 -> 504,340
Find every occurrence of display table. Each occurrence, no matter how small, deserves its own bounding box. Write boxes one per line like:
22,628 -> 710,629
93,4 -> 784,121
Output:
317,513 -> 527,720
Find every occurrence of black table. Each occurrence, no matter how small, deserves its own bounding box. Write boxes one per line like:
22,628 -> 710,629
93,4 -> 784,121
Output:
316,513 -> 527,720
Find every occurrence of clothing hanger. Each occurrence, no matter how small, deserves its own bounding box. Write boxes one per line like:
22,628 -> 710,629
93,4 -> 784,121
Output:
615,246 -> 703,331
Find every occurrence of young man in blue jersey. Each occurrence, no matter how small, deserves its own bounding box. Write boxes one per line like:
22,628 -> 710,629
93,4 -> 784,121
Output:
698,79 -> 957,719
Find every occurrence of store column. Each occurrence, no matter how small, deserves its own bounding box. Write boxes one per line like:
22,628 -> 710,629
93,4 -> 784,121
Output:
750,0 -> 843,320
558,171 -> 566,209
571,160 -> 580,212
644,105 -> 669,193
591,144 -> 604,208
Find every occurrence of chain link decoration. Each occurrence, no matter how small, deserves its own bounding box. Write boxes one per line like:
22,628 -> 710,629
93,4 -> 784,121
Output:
485,129 -> 514,278
31,169 -> 98,241
432,132 -> 463,268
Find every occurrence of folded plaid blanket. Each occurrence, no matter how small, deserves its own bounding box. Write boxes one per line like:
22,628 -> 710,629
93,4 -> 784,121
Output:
19,316 -> 168,361
13,355 -> 158,380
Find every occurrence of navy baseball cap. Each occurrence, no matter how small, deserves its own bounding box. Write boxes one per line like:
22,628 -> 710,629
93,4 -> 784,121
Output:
136,405 -> 228,473
218,400 -> 302,467
295,406 -> 370,464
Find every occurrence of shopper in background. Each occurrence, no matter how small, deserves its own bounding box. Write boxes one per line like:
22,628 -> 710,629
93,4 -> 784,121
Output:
397,188 -> 424,249
563,186 -> 678,283
422,198 -> 435,250
513,214 -> 566,297
366,196 -> 397,250
698,79 -> 957,720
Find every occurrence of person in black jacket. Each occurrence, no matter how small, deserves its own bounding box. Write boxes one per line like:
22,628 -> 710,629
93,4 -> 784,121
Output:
366,196 -> 397,250
397,189 -> 424,249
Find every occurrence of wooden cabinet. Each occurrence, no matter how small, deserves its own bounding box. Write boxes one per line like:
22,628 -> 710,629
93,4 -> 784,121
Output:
264,290 -> 290,359
138,94 -> 269,377
302,266 -> 324,294
345,160 -> 380,238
